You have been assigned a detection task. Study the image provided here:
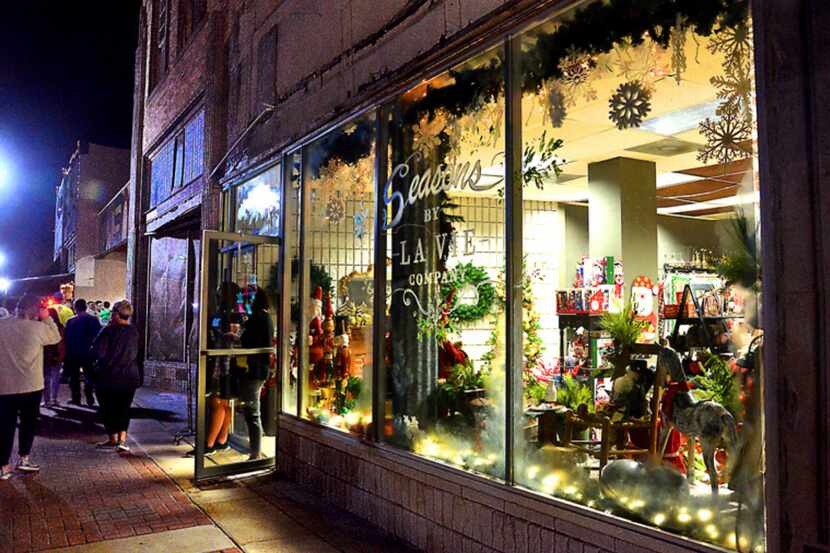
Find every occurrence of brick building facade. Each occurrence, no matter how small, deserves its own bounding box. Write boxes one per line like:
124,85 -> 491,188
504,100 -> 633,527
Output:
126,2 -> 830,552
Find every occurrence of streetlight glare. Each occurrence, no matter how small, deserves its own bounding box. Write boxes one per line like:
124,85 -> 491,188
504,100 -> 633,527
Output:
0,277 -> 10,294
0,160 -> 9,188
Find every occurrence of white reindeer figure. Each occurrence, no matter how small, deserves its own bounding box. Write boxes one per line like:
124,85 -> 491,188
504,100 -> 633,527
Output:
657,346 -> 738,494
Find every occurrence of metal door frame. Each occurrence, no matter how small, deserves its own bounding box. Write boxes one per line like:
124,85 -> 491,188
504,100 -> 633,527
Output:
195,229 -> 280,481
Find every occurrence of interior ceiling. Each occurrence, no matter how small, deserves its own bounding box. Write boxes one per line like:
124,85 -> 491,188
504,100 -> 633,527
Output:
457,28 -> 757,220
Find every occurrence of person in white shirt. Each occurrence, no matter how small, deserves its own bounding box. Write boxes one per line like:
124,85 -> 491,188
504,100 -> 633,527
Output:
0,294 -> 61,479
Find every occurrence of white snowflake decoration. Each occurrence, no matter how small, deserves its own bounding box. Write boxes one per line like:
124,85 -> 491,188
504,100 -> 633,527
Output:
325,194 -> 346,224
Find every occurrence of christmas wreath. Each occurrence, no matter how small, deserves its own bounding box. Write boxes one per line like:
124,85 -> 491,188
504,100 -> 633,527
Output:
442,262 -> 496,325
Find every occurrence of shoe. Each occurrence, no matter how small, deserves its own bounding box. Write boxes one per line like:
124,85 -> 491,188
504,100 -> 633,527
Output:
248,452 -> 266,461
16,458 -> 40,473
184,445 -> 216,457
115,443 -> 130,453
69,399 -> 82,406
86,397 -> 96,408
96,441 -> 117,450
214,440 -> 230,451
0,469 -> 13,480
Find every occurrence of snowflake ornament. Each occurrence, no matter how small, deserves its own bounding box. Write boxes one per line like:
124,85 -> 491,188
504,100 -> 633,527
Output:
697,108 -> 752,164
708,22 -> 753,74
412,112 -> 447,155
353,207 -> 369,240
325,194 -> 346,224
558,48 -> 597,106
670,19 -> 687,84
608,81 -> 652,130
711,67 -> 753,122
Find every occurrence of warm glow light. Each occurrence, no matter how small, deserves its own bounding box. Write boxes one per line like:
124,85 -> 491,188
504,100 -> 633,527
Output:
705,524 -> 719,539
653,513 -> 666,526
344,412 -> 360,427
526,465 -> 540,480
542,472 -> 561,494
677,512 -> 692,524
697,508 -> 713,522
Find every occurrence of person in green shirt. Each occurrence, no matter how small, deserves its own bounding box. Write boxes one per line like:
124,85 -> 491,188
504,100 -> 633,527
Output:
99,301 -> 112,325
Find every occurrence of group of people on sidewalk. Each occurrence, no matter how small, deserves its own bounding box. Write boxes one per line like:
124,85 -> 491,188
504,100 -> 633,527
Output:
0,295 -> 141,480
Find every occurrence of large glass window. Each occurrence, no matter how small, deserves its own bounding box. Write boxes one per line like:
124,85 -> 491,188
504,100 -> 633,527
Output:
233,164 -> 281,236
383,47 -> 507,480
276,3 -> 766,550
513,4 -> 763,552
299,113 -> 376,434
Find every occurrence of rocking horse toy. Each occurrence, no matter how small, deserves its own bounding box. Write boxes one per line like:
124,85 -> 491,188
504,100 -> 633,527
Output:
657,346 -> 738,494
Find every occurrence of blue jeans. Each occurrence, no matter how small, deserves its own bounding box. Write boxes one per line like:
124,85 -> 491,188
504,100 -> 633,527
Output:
238,377 -> 265,455
43,364 -> 62,404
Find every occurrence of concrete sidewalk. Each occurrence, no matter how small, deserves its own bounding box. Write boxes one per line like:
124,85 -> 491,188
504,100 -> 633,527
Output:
130,388 -> 416,553
0,386 -> 415,553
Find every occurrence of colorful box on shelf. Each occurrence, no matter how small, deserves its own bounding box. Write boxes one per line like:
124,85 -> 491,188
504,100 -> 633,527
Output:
556,285 -> 623,315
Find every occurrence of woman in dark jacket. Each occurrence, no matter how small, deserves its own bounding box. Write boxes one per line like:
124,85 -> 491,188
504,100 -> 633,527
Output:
91,300 -> 141,452
238,289 -> 274,460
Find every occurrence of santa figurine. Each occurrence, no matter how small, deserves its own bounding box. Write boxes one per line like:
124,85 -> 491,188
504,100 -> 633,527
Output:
308,286 -> 325,366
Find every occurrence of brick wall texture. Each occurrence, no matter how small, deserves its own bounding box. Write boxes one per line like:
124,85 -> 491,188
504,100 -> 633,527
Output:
277,418 -> 718,553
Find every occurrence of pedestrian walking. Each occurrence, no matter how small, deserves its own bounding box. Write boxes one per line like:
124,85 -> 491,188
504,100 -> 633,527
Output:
90,300 -> 141,452
42,307 -> 65,407
0,295 -> 62,479
64,299 -> 102,406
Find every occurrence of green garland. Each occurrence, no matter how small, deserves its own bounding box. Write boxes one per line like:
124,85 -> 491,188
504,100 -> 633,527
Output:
442,262 -> 496,325
321,1 -> 747,166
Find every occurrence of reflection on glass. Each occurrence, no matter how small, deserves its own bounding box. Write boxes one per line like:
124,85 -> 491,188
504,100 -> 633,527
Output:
383,47 -> 507,479
200,238 -> 278,466
514,5 -> 764,552
235,164 -> 281,236
299,113 -> 376,434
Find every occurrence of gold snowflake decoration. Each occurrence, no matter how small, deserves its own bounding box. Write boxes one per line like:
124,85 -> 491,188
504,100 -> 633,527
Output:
697,108 -> 752,164
608,81 -> 652,130
412,112 -> 448,155
613,40 -> 669,93
708,22 -> 753,74
669,20 -> 687,84
711,66 -> 753,122
558,48 -> 597,105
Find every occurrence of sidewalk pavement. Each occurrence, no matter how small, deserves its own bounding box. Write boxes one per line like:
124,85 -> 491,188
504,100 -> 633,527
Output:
0,386 -> 417,553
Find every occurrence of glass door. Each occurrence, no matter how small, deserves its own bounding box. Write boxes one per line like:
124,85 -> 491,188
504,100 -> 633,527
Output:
195,230 -> 280,481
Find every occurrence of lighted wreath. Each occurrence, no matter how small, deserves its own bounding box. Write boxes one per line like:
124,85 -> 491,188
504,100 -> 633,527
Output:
441,262 -> 496,325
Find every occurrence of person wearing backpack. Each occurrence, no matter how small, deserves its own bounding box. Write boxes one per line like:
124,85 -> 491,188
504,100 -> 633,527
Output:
90,301 -> 141,452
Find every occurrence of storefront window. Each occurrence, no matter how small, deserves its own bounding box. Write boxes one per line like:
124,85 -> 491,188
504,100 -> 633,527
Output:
383,47 -> 507,479
299,113 -> 376,434
234,164 -> 281,236
513,4 -> 763,551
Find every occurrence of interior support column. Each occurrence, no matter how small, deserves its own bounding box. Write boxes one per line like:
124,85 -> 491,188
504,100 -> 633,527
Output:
588,157 -> 658,292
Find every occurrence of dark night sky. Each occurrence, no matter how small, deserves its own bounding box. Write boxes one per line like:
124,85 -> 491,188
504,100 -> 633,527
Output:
0,1 -> 141,278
